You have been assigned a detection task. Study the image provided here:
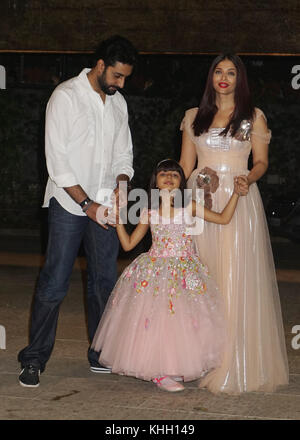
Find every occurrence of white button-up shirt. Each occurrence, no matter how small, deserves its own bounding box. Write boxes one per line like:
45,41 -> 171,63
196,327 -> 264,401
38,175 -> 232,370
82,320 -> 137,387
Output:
43,68 -> 134,215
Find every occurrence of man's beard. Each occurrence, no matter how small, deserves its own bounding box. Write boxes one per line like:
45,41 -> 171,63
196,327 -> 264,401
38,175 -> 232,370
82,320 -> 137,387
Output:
97,70 -> 120,96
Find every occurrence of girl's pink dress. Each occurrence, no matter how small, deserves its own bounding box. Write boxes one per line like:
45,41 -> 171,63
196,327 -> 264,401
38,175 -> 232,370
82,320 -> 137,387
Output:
91,209 -> 226,382
181,107 -> 289,394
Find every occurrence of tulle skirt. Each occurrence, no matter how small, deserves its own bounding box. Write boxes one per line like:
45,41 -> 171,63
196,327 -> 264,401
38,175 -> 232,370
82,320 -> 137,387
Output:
188,168 -> 289,394
91,253 -> 226,382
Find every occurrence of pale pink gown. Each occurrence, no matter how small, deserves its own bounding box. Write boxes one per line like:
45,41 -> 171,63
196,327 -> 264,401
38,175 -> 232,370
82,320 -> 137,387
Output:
91,209 -> 226,382
181,107 -> 289,394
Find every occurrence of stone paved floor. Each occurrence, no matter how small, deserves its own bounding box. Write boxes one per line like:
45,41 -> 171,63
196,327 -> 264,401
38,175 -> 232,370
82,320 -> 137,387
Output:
0,236 -> 299,421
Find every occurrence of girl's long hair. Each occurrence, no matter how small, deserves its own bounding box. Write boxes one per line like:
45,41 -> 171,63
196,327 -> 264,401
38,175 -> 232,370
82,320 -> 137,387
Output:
193,54 -> 255,137
148,159 -> 187,209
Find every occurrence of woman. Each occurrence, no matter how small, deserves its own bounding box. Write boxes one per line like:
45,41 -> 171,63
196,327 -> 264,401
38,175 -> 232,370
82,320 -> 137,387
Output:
179,54 -> 289,394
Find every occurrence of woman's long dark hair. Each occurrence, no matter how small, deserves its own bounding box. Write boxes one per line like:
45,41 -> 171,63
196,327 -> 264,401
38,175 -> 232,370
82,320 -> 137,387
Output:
148,159 -> 187,209
193,54 -> 255,137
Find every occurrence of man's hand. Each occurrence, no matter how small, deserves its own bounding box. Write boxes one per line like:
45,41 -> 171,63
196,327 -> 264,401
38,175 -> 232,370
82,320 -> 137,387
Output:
86,203 -> 117,229
110,181 -> 130,224
112,180 -> 130,209
113,186 -> 128,209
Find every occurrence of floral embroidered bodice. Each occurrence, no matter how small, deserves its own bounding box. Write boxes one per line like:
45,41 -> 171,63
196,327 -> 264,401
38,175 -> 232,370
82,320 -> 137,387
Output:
148,210 -> 194,258
181,107 -> 271,175
120,208 -> 210,313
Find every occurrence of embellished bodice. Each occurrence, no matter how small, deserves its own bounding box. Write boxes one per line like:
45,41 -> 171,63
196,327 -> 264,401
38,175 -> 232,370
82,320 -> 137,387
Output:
148,210 -> 194,258
195,128 -> 251,173
181,107 -> 271,175
120,208 -> 210,308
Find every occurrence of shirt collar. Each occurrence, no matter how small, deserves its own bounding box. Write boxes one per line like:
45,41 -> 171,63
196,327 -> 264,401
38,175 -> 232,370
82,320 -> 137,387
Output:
78,68 -> 92,89
78,68 -> 113,105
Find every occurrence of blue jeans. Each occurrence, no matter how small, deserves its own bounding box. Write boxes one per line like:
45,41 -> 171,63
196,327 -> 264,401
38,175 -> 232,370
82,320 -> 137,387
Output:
18,197 -> 119,372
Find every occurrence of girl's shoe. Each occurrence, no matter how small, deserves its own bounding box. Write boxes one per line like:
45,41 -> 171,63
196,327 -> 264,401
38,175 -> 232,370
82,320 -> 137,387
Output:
152,376 -> 185,392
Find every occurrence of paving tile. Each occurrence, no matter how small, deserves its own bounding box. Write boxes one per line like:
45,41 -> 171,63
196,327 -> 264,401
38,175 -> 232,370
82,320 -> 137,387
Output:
0,313 -> 31,339
0,372 -> 44,399
139,388 -> 248,416
289,355 -> 300,374
246,393 -> 300,419
273,374 -> 300,395
0,395 -> 292,421
0,354 -> 19,373
39,358 -> 92,378
0,396 -> 185,420
55,325 -> 88,341
0,395 -> 104,420
0,371 -> 88,401
50,340 -> 89,360
131,409 -> 267,420
139,387 -> 300,420
81,406 -> 250,420
0,255 -> 299,421
86,385 -> 155,409
3,336 -> 31,356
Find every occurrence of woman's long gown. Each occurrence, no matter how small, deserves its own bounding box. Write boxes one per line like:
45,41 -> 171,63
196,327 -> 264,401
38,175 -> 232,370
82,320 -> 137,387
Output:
181,107 -> 289,394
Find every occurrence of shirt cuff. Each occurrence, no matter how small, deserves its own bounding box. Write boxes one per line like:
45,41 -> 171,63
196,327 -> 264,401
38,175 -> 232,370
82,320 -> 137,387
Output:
114,166 -> 134,181
49,172 -> 78,188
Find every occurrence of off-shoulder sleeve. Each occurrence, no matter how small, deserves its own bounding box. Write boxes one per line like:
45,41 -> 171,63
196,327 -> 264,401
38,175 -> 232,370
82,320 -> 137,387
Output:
180,107 -> 198,141
251,108 -> 272,144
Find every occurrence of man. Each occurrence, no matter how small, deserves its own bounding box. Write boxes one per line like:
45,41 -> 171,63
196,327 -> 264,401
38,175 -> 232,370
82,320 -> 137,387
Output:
18,35 -> 138,387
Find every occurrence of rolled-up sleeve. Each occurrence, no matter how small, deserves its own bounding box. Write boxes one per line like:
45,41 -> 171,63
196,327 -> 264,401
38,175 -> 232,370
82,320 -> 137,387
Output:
45,89 -> 78,188
111,110 -> 134,181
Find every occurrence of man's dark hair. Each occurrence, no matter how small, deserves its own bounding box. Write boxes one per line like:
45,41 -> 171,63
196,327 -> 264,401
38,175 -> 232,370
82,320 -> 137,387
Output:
93,35 -> 138,68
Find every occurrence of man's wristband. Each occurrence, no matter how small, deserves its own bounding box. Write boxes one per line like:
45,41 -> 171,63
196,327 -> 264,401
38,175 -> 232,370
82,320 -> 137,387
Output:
79,197 -> 93,212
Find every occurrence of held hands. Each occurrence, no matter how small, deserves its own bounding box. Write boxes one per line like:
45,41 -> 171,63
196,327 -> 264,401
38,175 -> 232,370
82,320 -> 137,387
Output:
85,202 -> 117,229
109,182 -> 130,224
233,177 -> 240,196
234,175 -> 249,196
112,184 -> 129,210
96,204 -> 118,229
86,182 -> 129,230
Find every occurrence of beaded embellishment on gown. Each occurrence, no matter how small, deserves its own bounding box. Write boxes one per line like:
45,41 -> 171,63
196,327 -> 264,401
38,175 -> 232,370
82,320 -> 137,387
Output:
180,107 -> 289,394
91,209 -> 226,382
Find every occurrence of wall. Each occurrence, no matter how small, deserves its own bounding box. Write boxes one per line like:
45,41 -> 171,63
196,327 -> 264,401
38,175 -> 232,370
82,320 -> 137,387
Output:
0,53 -> 299,231
1,0 -> 299,54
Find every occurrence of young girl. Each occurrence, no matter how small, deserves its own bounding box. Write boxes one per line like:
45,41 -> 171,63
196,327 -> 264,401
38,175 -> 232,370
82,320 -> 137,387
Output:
91,159 -> 241,392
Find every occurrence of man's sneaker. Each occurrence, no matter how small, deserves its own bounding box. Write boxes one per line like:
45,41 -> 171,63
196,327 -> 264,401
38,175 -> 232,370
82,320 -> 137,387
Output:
90,363 -> 111,374
19,365 -> 40,388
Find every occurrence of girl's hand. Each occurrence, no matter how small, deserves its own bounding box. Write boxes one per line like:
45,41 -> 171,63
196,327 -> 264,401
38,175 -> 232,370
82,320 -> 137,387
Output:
233,177 -> 241,195
95,204 -> 118,229
112,183 -> 129,210
234,177 -> 246,196
235,175 -> 249,196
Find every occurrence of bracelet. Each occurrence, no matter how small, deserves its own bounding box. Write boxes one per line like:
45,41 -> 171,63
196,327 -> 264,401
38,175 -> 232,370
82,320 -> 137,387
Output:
79,197 -> 91,208
82,200 -> 94,213
79,197 -> 93,213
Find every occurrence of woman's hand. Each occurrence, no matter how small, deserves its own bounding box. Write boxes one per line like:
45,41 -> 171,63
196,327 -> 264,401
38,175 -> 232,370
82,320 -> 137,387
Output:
235,175 -> 249,196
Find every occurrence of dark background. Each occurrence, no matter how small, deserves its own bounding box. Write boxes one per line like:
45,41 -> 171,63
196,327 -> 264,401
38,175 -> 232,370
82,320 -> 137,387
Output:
1,0 -> 299,54
0,53 -> 299,229
0,1 -> 299,251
